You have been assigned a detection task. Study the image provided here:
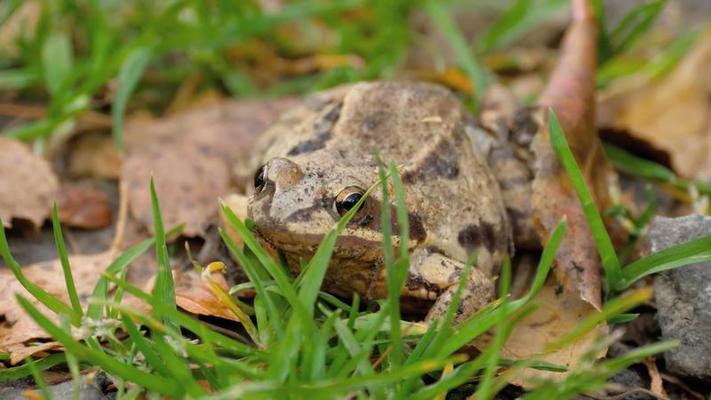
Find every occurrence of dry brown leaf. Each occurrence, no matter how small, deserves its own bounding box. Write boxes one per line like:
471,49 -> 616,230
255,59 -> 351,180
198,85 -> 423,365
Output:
122,98 -> 296,237
0,252 -> 114,363
174,268 -> 239,321
0,137 -> 59,228
67,133 -> 122,179
500,277 -> 607,388
598,25 -> 711,180
57,182 -> 113,230
532,0 -> 614,310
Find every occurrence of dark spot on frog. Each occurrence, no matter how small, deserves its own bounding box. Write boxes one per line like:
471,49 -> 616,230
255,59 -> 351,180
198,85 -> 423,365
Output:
402,140 -> 460,183
287,103 -> 342,156
355,214 -> 374,227
457,223 -> 498,253
426,245 -> 445,255
406,212 -> 427,242
287,130 -> 331,156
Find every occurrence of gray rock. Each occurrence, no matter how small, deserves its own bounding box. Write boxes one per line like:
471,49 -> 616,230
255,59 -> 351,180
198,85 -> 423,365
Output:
0,374 -> 111,400
648,215 -> 711,379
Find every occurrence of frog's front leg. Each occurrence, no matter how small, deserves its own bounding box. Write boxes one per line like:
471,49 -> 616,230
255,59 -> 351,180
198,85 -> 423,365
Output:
405,248 -> 495,324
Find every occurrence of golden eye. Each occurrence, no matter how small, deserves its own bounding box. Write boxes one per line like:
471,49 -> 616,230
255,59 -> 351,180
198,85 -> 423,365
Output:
335,186 -> 365,216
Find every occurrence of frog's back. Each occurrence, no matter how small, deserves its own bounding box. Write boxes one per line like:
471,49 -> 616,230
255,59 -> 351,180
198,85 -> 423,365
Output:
246,81 -> 511,273
329,82 -> 510,272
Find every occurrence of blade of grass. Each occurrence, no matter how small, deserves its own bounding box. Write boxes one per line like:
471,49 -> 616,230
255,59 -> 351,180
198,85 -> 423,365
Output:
60,316 -> 81,400
149,178 -> 177,330
548,109 -> 623,291
42,33 -> 74,95
51,204 -> 83,317
546,287 -> 652,352
113,47 -> 152,149
86,224 -> 183,320
608,0 -> 666,55
16,295 -> 180,397
621,235 -> 711,285
0,353 -> 66,382
25,355 -> 52,400
424,0 -> 489,106
0,219 -> 79,324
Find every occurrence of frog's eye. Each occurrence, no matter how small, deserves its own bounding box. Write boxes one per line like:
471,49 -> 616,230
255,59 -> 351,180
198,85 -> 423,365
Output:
335,186 -> 365,216
254,164 -> 267,192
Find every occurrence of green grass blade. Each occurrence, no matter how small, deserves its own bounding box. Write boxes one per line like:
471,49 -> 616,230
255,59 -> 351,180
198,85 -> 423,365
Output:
16,295 -> 180,397
0,353 -> 66,382
0,220 -> 79,324
149,178 -> 177,330
510,218 -> 565,308
219,224 -> 284,337
221,204 -> 303,313
113,47 -> 152,149
546,288 -> 652,352
42,33 -> 74,95
424,0 -> 489,107
609,0 -> 666,55
121,316 -> 172,378
621,235 -> 711,285
60,316 -> 81,400
25,355 -> 52,400
101,273 -> 259,357
548,110 -> 623,291
51,204 -> 83,317
297,182 -> 370,318
86,225 -> 182,320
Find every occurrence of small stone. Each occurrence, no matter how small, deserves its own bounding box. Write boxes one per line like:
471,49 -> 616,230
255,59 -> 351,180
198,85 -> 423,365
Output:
0,374 -> 110,400
648,215 -> 711,379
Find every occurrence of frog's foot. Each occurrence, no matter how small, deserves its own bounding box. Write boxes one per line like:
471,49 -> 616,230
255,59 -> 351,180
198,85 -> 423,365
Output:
405,249 -> 495,324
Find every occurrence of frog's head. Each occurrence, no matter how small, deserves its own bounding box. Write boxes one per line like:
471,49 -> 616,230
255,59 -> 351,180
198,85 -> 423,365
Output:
247,149 -> 396,272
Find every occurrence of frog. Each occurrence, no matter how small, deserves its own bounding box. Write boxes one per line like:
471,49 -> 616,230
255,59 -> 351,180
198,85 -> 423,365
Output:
237,81 -> 537,321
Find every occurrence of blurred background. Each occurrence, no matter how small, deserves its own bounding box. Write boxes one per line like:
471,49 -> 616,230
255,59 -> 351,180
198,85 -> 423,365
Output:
1,0 -> 710,156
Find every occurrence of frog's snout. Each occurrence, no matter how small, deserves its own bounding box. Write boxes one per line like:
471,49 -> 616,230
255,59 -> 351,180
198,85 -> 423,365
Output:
265,157 -> 304,191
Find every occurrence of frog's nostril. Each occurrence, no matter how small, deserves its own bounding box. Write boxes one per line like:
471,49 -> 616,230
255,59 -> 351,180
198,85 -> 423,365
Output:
266,157 -> 304,190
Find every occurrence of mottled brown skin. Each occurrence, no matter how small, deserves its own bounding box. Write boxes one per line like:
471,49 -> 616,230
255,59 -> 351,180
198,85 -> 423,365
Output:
243,82 -> 513,321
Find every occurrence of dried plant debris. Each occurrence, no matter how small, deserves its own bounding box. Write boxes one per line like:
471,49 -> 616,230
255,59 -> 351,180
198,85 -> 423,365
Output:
531,0 -> 615,310
0,137 -> 59,229
0,252 -> 114,364
598,26 -> 711,180
57,182 -> 113,230
122,98 -> 296,237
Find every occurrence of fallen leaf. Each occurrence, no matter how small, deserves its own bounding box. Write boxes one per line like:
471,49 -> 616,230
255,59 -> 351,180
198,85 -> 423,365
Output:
0,252 -> 114,363
500,277 -> 607,388
57,182 -> 113,230
532,0 -> 615,310
0,137 -> 59,228
598,25 -> 711,180
174,268 -> 238,322
122,98 -> 296,237
67,133 -> 121,179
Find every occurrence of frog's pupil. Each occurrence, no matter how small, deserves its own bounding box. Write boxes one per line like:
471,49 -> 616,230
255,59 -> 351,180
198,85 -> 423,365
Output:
254,165 -> 267,191
337,193 -> 363,215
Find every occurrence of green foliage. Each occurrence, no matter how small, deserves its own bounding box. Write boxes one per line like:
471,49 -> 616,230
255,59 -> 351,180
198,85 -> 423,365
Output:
0,171 -> 673,399
549,110 -> 711,292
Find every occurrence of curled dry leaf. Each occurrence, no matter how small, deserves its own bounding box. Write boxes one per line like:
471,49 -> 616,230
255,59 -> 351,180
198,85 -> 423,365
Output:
0,137 -> 59,229
57,182 -> 113,230
0,252 -> 114,364
174,268 -> 239,322
122,99 -> 296,237
500,277 -> 607,388
532,0 -> 615,310
598,26 -> 711,180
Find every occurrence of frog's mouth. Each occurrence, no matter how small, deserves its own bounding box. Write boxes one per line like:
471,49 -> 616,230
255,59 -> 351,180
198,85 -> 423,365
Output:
253,223 -> 385,263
